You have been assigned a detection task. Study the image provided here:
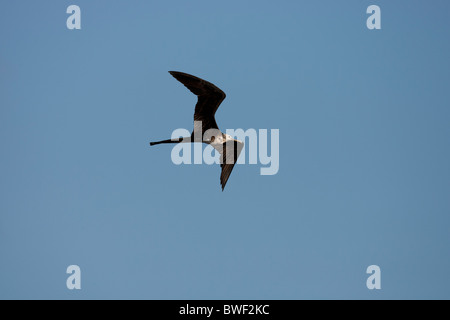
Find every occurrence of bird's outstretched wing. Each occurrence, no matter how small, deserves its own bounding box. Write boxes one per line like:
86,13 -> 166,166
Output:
219,140 -> 244,191
169,71 -> 226,134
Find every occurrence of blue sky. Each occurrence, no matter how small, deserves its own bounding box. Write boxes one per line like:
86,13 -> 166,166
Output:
1,0 -> 449,299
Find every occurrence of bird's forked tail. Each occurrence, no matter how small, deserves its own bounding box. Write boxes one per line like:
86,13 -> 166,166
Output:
149,137 -> 189,146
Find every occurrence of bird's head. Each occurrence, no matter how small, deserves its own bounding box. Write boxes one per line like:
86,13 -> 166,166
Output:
224,134 -> 244,145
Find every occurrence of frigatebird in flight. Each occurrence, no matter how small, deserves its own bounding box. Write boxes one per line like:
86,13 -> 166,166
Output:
150,71 -> 244,191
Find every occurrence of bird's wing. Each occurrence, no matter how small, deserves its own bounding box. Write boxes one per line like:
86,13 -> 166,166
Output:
169,71 -> 226,133
220,140 -> 244,191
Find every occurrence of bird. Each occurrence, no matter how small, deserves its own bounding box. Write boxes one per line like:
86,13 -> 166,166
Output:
150,71 -> 244,191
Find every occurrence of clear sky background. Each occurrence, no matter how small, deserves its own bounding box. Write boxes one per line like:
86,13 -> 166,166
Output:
1,0 -> 449,299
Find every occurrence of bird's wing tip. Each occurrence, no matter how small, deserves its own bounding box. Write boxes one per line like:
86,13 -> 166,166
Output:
168,71 -> 184,79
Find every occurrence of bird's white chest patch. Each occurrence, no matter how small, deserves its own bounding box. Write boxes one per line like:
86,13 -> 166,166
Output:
210,137 -> 223,150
